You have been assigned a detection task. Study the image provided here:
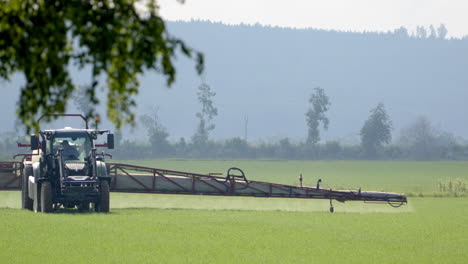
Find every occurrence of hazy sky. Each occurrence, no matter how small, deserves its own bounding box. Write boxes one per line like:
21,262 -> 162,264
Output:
158,0 -> 468,38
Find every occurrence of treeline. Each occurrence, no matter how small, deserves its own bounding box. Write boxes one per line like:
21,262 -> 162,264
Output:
0,126 -> 467,161
110,135 -> 468,161
179,21 -> 461,40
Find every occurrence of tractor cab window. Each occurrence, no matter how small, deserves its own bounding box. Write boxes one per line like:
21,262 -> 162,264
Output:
52,132 -> 92,161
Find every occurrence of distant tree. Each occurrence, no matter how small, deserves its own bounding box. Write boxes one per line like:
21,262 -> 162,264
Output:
192,83 -> 218,148
115,138 -> 150,160
394,26 -> 409,38
360,103 -> 392,158
429,25 -> 437,39
321,141 -> 343,159
276,138 -> 296,159
305,87 -> 331,145
398,116 -> 455,160
437,24 -> 448,39
140,109 -> 171,157
223,137 -> 250,158
416,26 -> 427,39
174,137 -> 188,156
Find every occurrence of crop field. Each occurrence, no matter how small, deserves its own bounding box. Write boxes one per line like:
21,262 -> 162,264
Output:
1,160 -> 467,263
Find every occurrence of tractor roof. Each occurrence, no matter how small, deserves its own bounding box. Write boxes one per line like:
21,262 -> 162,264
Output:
45,127 -> 94,132
41,127 -> 110,137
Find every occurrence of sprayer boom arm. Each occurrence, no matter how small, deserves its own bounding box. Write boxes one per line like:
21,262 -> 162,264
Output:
105,163 -> 407,207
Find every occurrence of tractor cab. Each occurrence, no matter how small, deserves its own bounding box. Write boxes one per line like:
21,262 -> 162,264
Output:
39,128 -> 112,179
43,129 -> 95,181
49,130 -> 93,161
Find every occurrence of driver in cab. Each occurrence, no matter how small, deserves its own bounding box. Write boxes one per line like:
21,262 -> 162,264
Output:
61,140 -> 80,160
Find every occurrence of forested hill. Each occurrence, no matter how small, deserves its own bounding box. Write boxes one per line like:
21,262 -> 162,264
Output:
2,21 -> 467,142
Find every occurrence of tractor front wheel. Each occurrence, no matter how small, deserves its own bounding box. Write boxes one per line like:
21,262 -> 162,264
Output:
78,203 -> 90,212
40,181 -> 53,213
95,180 -> 110,213
21,166 -> 33,210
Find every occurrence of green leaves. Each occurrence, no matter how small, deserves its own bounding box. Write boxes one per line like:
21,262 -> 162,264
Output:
0,0 -> 204,132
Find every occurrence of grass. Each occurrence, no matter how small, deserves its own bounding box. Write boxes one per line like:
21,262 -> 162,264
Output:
1,160 -> 467,263
0,193 -> 467,264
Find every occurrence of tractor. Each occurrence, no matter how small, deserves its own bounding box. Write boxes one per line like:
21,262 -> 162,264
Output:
21,115 -> 114,213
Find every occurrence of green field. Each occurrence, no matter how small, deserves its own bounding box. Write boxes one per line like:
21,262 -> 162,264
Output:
1,160 -> 467,263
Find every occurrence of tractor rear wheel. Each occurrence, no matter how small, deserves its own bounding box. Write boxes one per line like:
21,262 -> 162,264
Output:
95,180 -> 110,213
21,166 -> 33,210
40,181 -> 53,213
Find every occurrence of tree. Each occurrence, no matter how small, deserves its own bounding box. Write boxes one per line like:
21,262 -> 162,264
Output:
192,83 -> 217,148
360,103 -> 392,158
275,138 -> 296,159
429,25 -> 437,39
394,26 -> 409,38
416,26 -> 427,39
140,109 -> 171,157
0,0 -> 203,132
437,24 -> 448,39
398,116 -> 456,160
305,87 -> 331,145
223,137 -> 251,158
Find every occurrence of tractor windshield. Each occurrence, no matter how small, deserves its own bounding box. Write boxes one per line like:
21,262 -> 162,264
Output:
52,132 -> 93,161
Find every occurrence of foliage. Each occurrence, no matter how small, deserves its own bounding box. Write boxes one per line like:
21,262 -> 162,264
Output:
0,0 -> 203,132
415,24 -> 448,39
140,110 -> 171,157
360,103 -> 392,158
274,138 -> 297,159
398,116 -> 457,160
320,141 -> 343,159
223,137 -> 252,159
109,134 -> 468,161
438,178 -> 467,197
305,87 -> 331,145
116,139 -> 151,160
192,83 -> 217,148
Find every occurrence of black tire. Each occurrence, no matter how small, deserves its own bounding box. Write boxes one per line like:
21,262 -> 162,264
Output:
78,202 -> 90,212
40,181 -> 53,213
21,166 -> 33,210
95,180 -> 110,213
